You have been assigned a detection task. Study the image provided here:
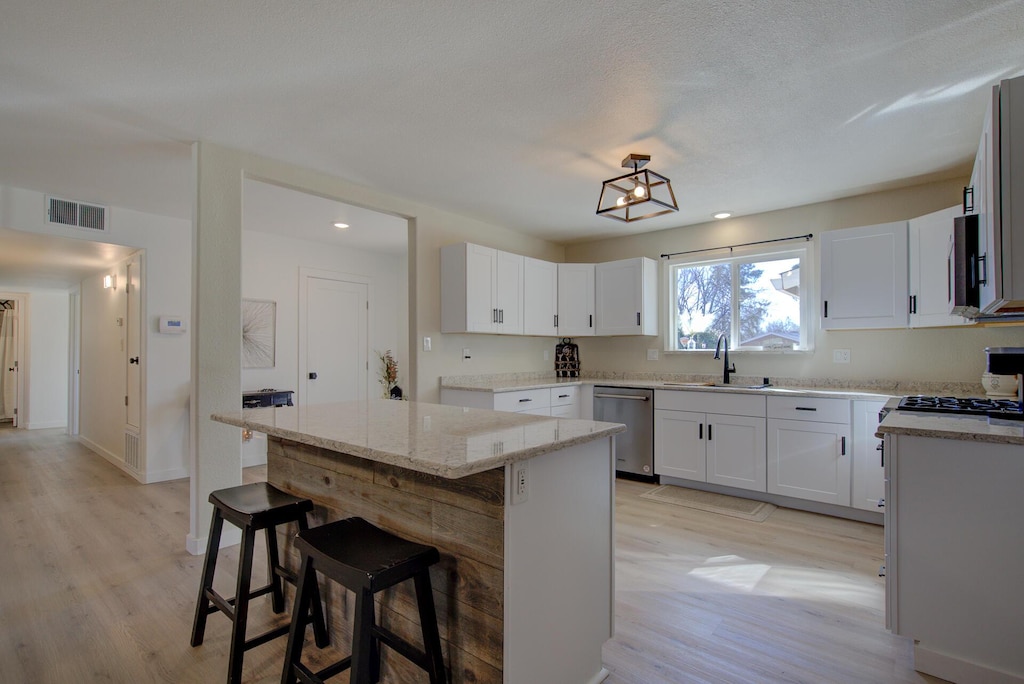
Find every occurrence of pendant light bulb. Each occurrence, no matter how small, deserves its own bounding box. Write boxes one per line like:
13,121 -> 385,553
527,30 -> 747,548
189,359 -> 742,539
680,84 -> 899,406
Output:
633,185 -> 647,199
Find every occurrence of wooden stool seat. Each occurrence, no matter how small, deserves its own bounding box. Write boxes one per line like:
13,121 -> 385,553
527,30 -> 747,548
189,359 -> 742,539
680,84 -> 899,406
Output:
191,482 -> 329,684
281,517 -> 448,684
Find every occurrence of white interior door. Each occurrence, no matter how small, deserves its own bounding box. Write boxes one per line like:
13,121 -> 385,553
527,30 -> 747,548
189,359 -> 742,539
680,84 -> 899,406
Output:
303,274 -> 369,404
0,301 -> 20,427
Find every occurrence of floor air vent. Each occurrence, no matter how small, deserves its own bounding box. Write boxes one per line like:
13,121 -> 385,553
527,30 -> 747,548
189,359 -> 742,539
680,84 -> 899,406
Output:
47,196 -> 107,231
124,430 -> 140,470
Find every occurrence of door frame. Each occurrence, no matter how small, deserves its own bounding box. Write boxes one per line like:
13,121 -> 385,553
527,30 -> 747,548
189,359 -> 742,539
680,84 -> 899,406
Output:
0,292 -> 27,428
297,267 -> 373,406
68,287 -> 81,436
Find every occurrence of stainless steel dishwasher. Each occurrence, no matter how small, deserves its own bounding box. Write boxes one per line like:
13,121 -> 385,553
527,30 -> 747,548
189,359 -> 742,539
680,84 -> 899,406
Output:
593,386 -> 655,481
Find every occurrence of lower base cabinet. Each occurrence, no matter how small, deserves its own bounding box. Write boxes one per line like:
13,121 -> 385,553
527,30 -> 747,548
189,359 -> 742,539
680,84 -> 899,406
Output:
654,391 -> 767,493
767,419 -> 852,505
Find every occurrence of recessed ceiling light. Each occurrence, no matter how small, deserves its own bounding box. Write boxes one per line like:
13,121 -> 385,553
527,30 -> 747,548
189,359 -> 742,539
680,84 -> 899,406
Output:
713,212 -> 732,220
333,222 -> 350,229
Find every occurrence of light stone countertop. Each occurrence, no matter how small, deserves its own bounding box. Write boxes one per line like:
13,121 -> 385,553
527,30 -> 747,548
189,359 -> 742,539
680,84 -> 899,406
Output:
440,375 -> 918,401
212,399 -> 626,479
877,409 -> 1024,445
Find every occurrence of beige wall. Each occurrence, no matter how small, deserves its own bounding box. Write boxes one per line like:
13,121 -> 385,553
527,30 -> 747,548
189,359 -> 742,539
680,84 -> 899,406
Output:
564,177 -> 1024,384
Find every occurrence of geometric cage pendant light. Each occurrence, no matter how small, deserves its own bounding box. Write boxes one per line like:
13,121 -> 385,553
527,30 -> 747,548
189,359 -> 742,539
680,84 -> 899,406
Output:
596,153 -> 679,222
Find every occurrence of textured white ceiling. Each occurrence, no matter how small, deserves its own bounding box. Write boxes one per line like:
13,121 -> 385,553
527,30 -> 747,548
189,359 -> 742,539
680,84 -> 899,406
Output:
1,0 -> 1023,250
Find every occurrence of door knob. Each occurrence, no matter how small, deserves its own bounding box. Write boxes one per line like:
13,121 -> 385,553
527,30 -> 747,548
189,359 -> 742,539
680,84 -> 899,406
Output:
308,372 -> 318,380
129,357 -> 140,364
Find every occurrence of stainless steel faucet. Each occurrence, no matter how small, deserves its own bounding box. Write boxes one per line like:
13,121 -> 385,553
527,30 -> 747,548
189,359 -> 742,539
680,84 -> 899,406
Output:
714,334 -> 737,384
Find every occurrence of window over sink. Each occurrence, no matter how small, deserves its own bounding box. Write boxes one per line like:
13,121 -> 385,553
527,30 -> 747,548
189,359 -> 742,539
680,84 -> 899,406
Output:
666,246 -> 812,352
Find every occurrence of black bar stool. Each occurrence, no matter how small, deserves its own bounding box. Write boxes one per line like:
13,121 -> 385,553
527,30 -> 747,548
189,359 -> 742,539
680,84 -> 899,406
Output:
191,482 -> 330,684
281,517 -> 448,684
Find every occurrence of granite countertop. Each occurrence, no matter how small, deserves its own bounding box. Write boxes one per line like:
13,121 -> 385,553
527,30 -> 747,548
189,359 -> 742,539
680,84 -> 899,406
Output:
877,409 -> 1024,445
212,400 -> 626,479
439,375 -> 940,401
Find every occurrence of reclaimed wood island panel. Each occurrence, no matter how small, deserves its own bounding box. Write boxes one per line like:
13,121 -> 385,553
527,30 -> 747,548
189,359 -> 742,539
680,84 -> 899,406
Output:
212,400 -> 624,684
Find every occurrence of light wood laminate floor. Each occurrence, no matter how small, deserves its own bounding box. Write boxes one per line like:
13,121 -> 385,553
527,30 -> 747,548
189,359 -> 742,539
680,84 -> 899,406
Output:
0,429 -> 944,683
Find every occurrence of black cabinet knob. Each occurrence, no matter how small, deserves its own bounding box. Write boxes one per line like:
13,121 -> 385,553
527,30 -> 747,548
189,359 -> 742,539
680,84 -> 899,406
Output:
308,372 -> 318,380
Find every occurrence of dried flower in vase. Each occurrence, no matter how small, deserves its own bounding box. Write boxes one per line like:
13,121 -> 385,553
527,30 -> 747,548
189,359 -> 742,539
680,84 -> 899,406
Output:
376,349 -> 399,398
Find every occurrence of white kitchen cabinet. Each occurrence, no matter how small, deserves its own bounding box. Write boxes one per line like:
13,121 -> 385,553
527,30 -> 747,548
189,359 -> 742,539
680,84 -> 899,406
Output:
820,222 -> 909,329
654,390 -> 767,492
595,257 -> 658,336
851,398 -> 887,512
440,385 -> 580,418
973,87 -> 1000,314
884,432 -> 1024,682
557,263 -> 596,337
523,257 -> 558,336
908,206 -> 971,327
440,243 -> 523,334
767,396 -> 851,506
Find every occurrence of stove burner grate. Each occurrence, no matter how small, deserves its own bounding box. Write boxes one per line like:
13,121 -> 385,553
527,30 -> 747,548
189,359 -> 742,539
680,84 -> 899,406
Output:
897,395 -> 1024,420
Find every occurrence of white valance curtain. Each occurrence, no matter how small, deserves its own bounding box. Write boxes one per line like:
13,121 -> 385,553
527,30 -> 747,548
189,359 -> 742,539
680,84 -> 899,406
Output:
0,310 -> 15,420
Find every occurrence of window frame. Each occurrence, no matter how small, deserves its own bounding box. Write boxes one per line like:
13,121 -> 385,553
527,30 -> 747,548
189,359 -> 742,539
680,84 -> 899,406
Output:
663,244 -> 814,354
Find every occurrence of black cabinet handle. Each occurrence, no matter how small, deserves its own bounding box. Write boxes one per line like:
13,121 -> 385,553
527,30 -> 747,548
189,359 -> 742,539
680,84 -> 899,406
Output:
699,423 -> 703,440
707,424 -> 712,441
963,185 -> 974,213
877,440 -> 884,467
492,308 -> 497,323
518,398 -> 532,403
499,308 -> 503,324
636,312 -> 641,325
841,436 -> 846,455
823,300 -> 828,318
554,314 -> 558,327
795,406 -> 817,411
308,372 -> 317,380
589,314 -> 593,328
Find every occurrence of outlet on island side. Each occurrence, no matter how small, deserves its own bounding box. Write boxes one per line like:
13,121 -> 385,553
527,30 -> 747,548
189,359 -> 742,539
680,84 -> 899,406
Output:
833,349 -> 851,364
512,461 -> 528,504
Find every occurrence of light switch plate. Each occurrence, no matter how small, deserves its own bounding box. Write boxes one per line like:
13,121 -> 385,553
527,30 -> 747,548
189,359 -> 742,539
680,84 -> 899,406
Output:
647,349 -> 659,361
422,336 -> 431,351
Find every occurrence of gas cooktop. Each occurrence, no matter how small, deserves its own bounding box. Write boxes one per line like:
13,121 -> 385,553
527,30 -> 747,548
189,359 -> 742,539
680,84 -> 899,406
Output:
897,395 -> 1024,421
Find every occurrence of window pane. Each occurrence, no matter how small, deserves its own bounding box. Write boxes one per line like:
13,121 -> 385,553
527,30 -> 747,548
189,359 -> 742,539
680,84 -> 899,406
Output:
673,262 -> 732,350
737,258 -> 800,349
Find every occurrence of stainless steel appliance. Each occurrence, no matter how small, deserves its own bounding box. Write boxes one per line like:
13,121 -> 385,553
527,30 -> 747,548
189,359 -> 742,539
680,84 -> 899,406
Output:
593,386 -> 655,480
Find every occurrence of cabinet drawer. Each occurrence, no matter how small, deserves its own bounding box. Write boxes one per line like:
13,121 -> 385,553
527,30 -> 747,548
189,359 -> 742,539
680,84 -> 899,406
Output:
551,403 -> 579,419
767,396 -> 850,423
494,388 -> 551,412
550,386 -> 579,407
654,390 -> 766,417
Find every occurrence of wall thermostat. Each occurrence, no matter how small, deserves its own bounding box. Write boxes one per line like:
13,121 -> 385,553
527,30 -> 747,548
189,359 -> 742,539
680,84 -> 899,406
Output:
159,315 -> 187,334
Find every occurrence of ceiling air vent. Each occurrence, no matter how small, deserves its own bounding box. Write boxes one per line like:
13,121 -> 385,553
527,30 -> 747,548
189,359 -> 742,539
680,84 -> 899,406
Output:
46,196 -> 108,232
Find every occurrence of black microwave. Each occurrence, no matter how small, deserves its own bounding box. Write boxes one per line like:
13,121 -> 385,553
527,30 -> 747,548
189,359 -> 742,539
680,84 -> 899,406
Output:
948,213 -> 981,316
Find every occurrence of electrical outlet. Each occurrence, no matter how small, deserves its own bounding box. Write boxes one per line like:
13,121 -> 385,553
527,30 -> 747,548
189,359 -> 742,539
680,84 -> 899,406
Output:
422,336 -> 431,351
512,461 -> 528,504
647,349 -> 659,361
462,347 -> 471,362
833,349 -> 851,364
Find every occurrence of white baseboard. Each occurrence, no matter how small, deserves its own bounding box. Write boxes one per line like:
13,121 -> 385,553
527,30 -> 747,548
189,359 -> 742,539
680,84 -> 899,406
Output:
585,667 -> 610,684
78,435 -> 144,483
186,526 -> 242,556
26,420 -> 68,430
241,454 -> 267,468
914,643 -> 1024,684
143,467 -> 189,484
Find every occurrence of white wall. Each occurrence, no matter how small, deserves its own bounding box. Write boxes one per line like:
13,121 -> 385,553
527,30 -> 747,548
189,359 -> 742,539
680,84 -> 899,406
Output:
241,230 -> 409,400
79,269 -> 126,456
0,288 -> 70,429
564,178 -> 1024,384
0,184 -> 192,482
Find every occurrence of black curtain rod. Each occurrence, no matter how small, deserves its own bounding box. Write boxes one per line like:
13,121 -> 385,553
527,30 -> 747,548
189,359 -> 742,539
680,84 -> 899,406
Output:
660,233 -> 813,259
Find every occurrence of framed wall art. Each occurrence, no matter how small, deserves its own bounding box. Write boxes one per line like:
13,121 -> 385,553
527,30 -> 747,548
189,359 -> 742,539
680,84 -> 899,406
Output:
241,298 -> 276,368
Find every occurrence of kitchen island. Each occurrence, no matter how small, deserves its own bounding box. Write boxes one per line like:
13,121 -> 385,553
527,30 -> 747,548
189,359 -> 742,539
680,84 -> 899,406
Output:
878,410 -> 1024,684
212,400 -> 625,684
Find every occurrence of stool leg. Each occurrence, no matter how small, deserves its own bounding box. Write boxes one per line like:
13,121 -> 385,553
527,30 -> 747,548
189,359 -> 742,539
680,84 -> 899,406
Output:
226,524 -> 257,684
297,516 -> 330,649
190,507 -> 224,647
350,587 -> 376,684
414,571 -> 448,684
280,555 -> 315,684
264,525 -> 285,613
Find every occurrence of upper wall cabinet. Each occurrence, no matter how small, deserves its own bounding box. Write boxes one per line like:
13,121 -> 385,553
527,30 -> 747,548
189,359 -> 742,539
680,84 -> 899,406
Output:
909,206 -> 971,328
595,257 -> 658,336
441,243 -> 523,334
557,263 -> 596,337
523,257 -> 558,336
820,222 -> 909,330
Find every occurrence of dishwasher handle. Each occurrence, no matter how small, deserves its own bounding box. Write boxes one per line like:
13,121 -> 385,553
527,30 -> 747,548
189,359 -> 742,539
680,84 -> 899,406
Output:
594,393 -> 650,401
